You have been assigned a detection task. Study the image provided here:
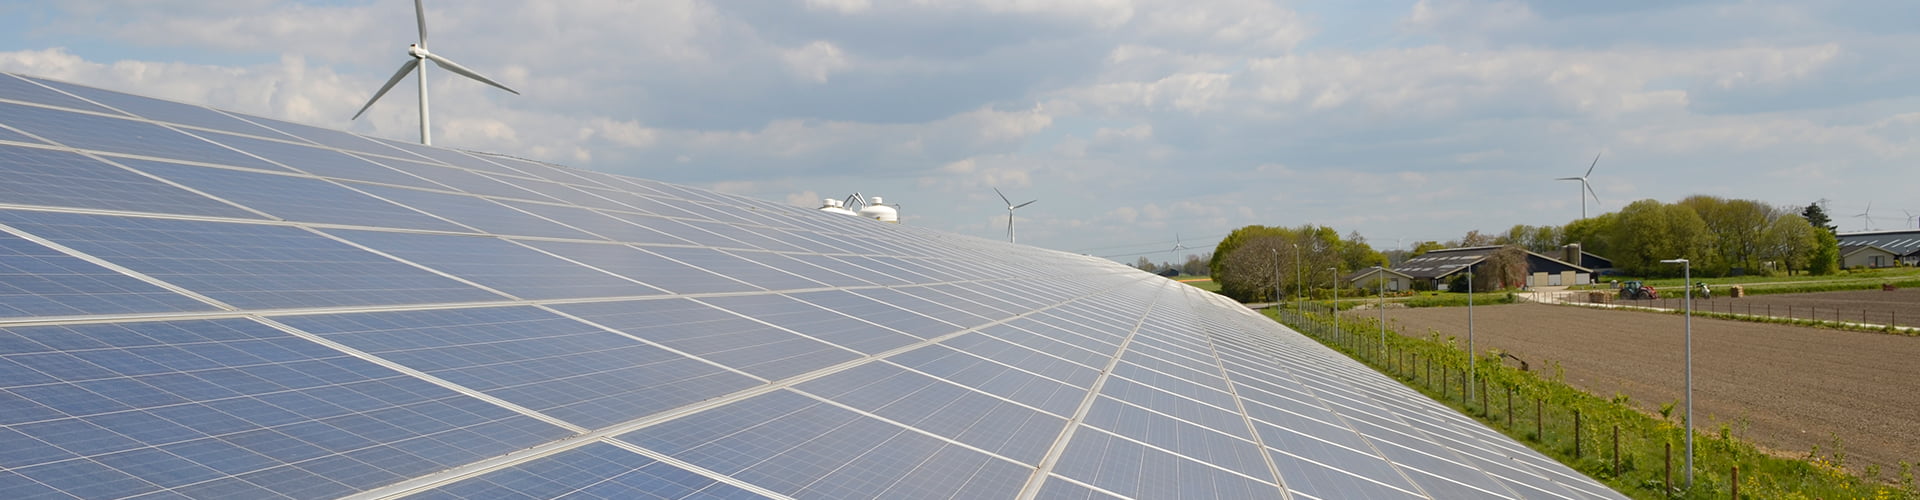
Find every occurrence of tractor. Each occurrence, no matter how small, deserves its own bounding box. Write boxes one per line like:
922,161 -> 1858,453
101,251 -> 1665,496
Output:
1620,280 -> 1658,300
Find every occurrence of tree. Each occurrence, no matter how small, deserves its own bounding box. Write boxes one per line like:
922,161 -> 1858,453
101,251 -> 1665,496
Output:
1561,212 -> 1619,257
1802,202 -> 1837,235
1181,253 -> 1210,276
1609,199 -> 1709,276
1456,230 -> 1495,247
1409,240 -> 1446,257
1475,246 -> 1529,290
1808,227 -> 1841,275
1760,215 -> 1818,275
1134,256 -> 1156,272
1217,237 -> 1292,302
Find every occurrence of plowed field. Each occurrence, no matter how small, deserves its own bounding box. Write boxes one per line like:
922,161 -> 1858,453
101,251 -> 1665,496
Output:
1368,302 -> 1920,475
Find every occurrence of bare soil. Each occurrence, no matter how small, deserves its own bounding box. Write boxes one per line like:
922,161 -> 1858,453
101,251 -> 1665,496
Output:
1596,287 -> 1920,328
1371,302 -> 1920,475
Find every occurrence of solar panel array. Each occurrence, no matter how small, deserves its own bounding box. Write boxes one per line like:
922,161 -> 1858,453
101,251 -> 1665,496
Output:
0,72 -> 1624,499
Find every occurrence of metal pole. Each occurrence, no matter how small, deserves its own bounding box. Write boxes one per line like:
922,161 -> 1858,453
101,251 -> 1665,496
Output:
1271,248 -> 1280,305
1329,267 -> 1340,345
1683,260 -> 1693,488
1379,268 -> 1387,359
1293,243 -> 1302,315
1661,258 -> 1693,488
1467,267 -> 1474,401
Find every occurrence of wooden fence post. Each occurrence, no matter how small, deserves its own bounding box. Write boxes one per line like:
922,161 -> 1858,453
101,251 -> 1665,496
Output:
1732,465 -> 1740,499
1665,442 -> 1672,496
1536,397 -> 1543,440
1507,386 -> 1514,429
1574,409 -> 1582,458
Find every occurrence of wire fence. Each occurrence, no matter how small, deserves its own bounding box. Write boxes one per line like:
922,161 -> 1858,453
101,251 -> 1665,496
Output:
1573,293 -> 1917,329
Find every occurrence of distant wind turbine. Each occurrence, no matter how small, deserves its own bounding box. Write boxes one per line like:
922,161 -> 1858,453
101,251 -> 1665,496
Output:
352,0 -> 520,145
1855,202 -> 1875,231
1554,152 -> 1604,219
994,188 -> 1036,244
1172,233 -> 1188,256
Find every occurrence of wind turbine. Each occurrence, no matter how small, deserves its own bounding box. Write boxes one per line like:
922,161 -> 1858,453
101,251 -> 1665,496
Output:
1554,152 -> 1604,219
352,0 -> 520,145
1171,233 -> 1188,256
1854,202 -> 1875,231
994,188 -> 1036,244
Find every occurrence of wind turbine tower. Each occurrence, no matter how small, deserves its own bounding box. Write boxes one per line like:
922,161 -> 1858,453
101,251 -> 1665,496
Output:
1554,152 -> 1604,219
352,0 -> 520,145
994,188 -> 1037,244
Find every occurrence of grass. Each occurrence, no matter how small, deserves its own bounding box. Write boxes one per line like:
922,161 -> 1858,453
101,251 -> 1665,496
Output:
1269,305 -> 1920,499
1176,277 -> 1221,292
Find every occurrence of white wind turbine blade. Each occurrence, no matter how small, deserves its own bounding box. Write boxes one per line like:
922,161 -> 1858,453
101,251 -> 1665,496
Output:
423,53 -> 521,95
1013,199 -> 1036,210
1585,152 -> 1601,178
994,187 -> 1012,207
353,59 -> 421,120
1584,181 -> 1601,206
1554,177 -> 1581,181
414,0 -> 429,47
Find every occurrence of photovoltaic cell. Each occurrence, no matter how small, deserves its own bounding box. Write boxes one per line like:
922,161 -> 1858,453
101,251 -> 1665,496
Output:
0,75 -> 120,114
1051,427 -> 1281,499
796,362 -> 1065,465
555,299 -> 857,380
351,184 -> 600,240
695,294 -> 919,354
0,145 -> 261,218
323,229 -> 660,300
0,230 -> 213,318
412,442 -> 765,500
644,246 -> 826,292
621,390 -> 1028,499
0,319 -> 567,499
276,307 -> 759,429
724,251 -> 875,288
788,290 -> 959,339
885,344 -> 1086,418
0,101 -> 289,172
518,240 -> 758,295
0,210 -> 499,309
193,131 -> 442,189
0,125 -> 39,144
495,200 -> 692,246
120,159 -> 466,232
26,77 -> 285,138
370,137 -> 528,177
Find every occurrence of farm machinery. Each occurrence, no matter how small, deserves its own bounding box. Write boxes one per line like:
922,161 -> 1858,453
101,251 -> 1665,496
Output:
1619,281 -> 1658,300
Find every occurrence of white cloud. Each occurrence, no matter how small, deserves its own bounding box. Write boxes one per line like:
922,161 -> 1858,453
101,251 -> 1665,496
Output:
780,41 -> 850,84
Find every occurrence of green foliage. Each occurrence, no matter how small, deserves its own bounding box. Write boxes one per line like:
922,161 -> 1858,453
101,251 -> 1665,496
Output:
1809,228 -> 1841,275
1610,199 -> 1711,276
1802,202 -> 1838,234
1209,224 -> 1387,303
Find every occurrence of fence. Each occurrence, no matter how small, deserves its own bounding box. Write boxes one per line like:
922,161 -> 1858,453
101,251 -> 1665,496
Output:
1271,305 -> 1916,499
1570,294 -> 1917,330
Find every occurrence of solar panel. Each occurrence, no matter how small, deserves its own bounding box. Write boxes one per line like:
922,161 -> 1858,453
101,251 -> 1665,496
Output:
0,73 -> 1625,499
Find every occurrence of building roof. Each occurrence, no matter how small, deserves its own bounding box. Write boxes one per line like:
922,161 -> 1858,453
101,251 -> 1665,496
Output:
1839,229 -> 1920,257
1345,266 -> 1415,283
1839,243 -> 1898,258
1397,245 -> 1593,280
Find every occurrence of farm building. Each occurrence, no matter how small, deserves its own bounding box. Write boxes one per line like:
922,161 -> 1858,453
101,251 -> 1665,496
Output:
1560,243 -> 1617,275
1839,229 -> 1920,266
1397,245 -> 1594,290
1840,243 -> 1901,268
1346,266 -> 1416,292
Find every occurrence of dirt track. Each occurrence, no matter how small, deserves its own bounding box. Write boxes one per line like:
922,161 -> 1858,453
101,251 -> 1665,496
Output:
1371,302 -> 1920,474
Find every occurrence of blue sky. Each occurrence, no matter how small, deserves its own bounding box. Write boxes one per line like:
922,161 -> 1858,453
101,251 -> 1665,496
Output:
3,0 -> 1916,261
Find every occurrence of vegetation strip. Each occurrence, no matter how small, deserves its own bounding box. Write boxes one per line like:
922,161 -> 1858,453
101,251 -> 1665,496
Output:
1269,304 -> 1919,499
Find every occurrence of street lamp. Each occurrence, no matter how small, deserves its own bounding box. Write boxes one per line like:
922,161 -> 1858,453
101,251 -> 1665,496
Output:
1270,248 -> 1280,306
1293,243 -> 1302,314
1378,267 -> 1387,359
1465,266 -> 1475,401
1328,266 -> 1339,344
1661,257 -> 1694,488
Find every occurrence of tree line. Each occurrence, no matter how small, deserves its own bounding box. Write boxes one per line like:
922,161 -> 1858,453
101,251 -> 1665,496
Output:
1206,225 -> 1386,303
1411,196 -> 1840,278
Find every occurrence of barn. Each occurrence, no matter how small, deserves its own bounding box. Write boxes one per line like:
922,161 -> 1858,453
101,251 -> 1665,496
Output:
1397,245 -> 1594,290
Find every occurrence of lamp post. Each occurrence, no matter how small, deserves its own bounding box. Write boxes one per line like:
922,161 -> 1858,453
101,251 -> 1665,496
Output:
1293,243 -> 1302,314
1270,248 -> 1280,306
1466,266 -> 1475,401
1378,267 -> 1387,359
1328,267 -> 1339,344
1661,258 -> 1694,488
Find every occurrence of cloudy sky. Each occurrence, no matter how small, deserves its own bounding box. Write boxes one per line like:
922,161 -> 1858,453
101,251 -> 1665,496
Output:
3,0 -> 1916,261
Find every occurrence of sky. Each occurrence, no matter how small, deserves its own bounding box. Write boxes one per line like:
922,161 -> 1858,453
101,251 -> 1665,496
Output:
2,0 -> 1917,263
